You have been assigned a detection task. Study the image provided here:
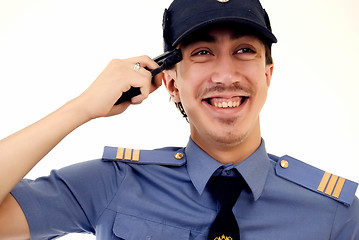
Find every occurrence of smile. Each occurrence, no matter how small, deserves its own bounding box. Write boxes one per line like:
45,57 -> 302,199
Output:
205,96 -> 247,109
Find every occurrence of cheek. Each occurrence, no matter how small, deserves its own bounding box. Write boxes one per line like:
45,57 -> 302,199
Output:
176,63 -> 205,99
254,78 -> 269,111
177,60 -> 198,82
248,64 -> 270,106
255,76 -> 269,97
248,61 -> 269,86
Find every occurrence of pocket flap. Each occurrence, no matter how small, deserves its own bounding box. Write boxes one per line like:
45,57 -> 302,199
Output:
113,213 -> 190,240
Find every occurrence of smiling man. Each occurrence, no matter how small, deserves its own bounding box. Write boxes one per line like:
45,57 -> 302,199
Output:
165,26 -> 273,164
0,0 -> 358,239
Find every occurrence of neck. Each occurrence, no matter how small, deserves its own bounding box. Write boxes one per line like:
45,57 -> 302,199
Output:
191,125 -> 262,165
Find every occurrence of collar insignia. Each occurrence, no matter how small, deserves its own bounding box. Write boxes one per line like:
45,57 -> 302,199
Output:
214,235 -> 233,240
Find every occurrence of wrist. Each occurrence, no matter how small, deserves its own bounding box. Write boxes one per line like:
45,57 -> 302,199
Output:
61,97 -> 94,125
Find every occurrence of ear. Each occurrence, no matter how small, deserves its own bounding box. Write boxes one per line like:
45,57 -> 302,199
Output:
162,69 -> 181,103
265,63 -> 274,87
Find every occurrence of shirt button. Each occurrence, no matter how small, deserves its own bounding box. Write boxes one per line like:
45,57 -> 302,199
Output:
223,170 -> 232,176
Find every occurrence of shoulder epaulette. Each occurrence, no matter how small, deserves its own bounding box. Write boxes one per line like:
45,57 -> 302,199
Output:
275,155 -> 358,206
102,146 -> 186,167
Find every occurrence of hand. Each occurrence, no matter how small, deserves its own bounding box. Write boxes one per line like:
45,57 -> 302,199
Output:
75,55 -> 162,120
0,57 -> 162,237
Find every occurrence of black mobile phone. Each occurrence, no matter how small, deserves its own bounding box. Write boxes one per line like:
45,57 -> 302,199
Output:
114,49 -> 182,105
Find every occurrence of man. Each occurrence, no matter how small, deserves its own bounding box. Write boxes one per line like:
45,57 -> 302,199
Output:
0,0 -> 358,239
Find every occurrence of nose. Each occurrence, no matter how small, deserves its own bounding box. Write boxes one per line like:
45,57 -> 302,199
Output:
210,53 -> 239,85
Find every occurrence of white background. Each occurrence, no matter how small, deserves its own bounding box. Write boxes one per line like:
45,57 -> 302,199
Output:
0,0 -> 358,239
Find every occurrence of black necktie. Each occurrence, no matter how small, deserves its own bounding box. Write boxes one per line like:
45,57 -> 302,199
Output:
208,176 -> 245,240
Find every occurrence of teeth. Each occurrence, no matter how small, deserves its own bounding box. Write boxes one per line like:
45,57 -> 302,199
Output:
213,100 -> 241,108
209,96 -> 244,108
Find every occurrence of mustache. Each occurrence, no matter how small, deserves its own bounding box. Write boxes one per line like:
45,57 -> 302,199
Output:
198,83 -> 254,98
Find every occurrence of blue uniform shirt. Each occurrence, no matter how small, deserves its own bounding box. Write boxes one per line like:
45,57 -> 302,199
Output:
11,138 -> 359,239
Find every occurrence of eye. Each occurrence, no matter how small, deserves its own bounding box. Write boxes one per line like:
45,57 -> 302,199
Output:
192,49 -> 212,56
234,46 -> 257,60
236,47 -> 256,54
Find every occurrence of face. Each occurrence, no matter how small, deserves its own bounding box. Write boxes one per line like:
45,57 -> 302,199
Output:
164,27 -> 273,158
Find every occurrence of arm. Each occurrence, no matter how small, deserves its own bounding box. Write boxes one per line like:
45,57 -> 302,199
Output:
0,56 -> 162,239
330,197 -> 359,240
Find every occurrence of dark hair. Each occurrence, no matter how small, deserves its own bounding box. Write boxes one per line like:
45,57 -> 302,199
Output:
264,44 -> 273,65
174,101 -> 188,121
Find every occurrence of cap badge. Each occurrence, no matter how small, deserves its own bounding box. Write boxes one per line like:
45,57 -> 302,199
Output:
217,0 -> 230,2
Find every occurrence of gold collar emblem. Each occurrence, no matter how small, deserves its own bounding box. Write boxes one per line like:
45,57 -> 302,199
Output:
214,235 -> 233,240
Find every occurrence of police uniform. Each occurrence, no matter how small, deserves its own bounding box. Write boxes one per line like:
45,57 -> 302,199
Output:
11,138 -> 359,239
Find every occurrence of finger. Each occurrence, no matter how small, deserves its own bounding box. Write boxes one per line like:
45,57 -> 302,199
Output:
130,57 -> 163,94
135,56 -> 165,92
126,56 -> 154,70
131,95 -> 144,105
131,81 -> 151,104
135,55 -> 160,71
150,72 -> 163,94
119,69 -> 150,104
107,101 -> 131,116
122,56 -> 162,103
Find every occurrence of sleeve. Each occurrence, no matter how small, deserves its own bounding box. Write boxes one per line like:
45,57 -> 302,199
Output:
330,196 -> 359,240
10,159 -> 124,240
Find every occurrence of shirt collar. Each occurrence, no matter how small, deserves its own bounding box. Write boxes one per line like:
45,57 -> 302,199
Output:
185,137 -> 270,201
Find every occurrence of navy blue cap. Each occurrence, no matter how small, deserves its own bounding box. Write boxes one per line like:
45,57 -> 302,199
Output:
163,0 -> 277,51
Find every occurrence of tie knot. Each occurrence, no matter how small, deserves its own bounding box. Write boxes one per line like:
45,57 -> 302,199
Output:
210,176 -> 245,206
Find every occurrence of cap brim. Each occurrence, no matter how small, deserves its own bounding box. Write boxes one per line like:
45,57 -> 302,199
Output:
172,17 -> 277,48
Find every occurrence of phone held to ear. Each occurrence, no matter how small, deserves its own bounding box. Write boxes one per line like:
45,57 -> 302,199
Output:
114,49 -> 182,105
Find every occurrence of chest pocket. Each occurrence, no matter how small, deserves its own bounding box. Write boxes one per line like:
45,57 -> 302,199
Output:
113,213 -> 190,240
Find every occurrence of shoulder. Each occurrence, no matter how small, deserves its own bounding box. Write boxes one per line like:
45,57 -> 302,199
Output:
269,154 -> 358,206
102,146 -> 186,167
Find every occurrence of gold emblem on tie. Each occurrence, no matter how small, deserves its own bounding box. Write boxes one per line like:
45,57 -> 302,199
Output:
214,235 -> 233,240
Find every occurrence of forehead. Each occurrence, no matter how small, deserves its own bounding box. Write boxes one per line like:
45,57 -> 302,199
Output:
179,23 -> 266,47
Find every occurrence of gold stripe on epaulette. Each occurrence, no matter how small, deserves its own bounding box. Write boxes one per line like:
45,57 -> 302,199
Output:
325,175 -> 338,195
332,177 -> 346,198
318,172 -> 331,192
116,147 -> 125,160
132,149 -> 140,161
318,172 -> 347,199
115,148 -> 141,162
124,148 -> 132,160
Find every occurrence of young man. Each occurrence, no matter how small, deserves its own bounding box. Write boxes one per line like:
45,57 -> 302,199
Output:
0,0 -> 358,239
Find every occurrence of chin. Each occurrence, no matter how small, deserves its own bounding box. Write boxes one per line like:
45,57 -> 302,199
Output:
210,131 -> 249,148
